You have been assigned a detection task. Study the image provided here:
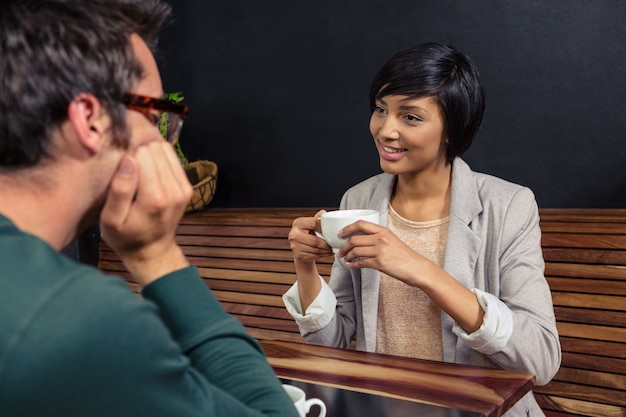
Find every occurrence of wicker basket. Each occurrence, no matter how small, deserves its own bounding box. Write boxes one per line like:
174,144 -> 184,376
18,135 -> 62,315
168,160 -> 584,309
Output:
185,160 -> 218,213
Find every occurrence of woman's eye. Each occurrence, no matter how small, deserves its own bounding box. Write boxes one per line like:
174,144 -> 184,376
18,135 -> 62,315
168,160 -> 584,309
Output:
405,114 -> 422,123
373,106 -> 385,114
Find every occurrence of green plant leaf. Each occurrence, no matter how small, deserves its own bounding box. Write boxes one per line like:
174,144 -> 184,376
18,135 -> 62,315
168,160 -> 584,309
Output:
161,91 -> 188,166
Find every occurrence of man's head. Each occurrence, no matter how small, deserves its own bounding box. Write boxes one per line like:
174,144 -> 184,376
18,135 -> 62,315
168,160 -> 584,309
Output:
0,0 -> 172,168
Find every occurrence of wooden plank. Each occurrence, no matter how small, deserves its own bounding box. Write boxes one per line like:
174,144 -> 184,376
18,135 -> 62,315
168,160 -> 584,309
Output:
542,233 -> 626,249
547,277 -> 626,296
539,208 -> 626,223
177,224 -> 291,238
550,366 -> 626,391
182,246 -> 295,262
542,409 -> 580,417
97,260 -> 127,273
540,222 -> 626,234
180,208 -> 325,227
204,278 -> 290,296
182,246 -> 335,265
187,256 -> 333,275
545,263 -> 626,280
211,290 -> 285,308
560,335 -> 626,359
561,352 -> 626,375
542,248 -> 626,265
188,256 -> 296,273
559,337 -> 626,359
557,322 -> 626,344
534,393 -> 625,417
534,380 -> 626,408
126,281 -> 141,293
221,302 -> 293,320
177,235 -> 291,250
233,314 -> 300,333
534,382 -> 626,408
551,293 -> 626,312
554,308 -> 626,328
245,327 -> 304,343
197,267 -> 296,285
98,245 -> 115,256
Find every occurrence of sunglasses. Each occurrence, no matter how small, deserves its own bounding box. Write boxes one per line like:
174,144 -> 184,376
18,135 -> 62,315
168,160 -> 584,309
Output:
121,93 -> 189,145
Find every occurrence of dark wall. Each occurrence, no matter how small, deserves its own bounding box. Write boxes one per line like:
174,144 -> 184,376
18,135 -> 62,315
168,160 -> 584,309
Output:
158,1 -> 626,208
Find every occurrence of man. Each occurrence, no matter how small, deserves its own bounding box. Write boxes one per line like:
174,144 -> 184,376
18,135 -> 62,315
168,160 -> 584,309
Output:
0,1 -> 297,416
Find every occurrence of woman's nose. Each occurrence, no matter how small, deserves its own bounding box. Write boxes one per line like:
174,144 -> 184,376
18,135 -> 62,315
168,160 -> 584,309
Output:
377,114 -> 400,140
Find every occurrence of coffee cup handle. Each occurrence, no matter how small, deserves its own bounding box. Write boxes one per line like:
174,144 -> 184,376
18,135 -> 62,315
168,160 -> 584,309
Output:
305,398 -> 326,417
314,232 -> 340,254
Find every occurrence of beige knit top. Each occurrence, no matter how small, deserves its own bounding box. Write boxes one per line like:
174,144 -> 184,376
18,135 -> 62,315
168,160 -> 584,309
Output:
375,204 -> 449,360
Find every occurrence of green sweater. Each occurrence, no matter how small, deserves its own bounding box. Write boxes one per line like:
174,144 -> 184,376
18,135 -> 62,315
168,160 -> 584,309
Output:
0,215 -> 298,417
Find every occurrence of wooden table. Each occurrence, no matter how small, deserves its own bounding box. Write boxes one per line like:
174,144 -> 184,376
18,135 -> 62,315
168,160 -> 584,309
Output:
260,340 -> 536,417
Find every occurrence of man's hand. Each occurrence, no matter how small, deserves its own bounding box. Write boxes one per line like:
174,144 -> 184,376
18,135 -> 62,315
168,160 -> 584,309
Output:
99,141 -> 193,286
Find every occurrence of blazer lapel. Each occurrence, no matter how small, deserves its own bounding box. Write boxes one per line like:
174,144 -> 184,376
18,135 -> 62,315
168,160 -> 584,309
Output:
441,159 -> 483,362
361,174 -> 394,352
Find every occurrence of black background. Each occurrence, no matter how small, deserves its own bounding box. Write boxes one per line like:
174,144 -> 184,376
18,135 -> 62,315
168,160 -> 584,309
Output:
157,1 -> 626,208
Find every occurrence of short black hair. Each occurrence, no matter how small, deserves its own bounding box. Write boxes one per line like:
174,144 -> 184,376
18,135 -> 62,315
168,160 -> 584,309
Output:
369,43 -> 485,162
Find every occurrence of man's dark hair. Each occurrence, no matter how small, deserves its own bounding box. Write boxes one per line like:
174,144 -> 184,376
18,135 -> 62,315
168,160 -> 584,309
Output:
0,0 -> 172,167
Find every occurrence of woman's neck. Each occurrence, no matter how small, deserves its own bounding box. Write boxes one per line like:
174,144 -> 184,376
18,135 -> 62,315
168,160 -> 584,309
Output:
391,163 -> 452,222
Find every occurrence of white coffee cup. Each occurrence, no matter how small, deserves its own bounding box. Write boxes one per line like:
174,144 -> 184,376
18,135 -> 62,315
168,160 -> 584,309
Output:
282,384 -> 327,417
316,209 -> 380,253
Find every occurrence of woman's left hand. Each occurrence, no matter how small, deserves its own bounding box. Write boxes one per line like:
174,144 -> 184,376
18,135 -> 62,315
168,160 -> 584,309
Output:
340,220 -> 485,333
337,221 -> 431,288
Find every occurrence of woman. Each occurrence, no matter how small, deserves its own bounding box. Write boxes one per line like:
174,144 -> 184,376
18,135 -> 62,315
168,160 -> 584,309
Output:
283,43 -> 560,417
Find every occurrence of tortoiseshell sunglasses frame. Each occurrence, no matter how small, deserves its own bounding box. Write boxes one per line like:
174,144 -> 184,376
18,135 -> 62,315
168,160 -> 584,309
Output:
121,93 -> 189,144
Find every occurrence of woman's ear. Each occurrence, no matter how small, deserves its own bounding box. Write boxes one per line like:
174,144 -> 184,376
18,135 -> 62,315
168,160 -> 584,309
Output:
67,93 -> 111,154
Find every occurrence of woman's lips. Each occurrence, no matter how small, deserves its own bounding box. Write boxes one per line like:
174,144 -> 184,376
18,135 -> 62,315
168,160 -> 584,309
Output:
379,143 -> 407,161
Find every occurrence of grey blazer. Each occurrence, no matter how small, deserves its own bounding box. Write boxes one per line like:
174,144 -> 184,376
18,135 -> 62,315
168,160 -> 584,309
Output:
287,158 -> 561,417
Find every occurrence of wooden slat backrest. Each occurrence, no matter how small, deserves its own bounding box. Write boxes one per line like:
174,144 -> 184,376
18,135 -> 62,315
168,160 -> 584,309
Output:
534,209 -> 626,417
98,208 -> 333,343
98,207 -> 626,416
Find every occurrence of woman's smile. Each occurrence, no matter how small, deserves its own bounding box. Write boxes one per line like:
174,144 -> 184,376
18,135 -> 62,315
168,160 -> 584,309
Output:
378,141 -> 408,161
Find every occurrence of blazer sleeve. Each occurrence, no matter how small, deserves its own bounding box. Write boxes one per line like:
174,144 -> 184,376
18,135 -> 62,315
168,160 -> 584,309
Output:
484,188 -> 561,385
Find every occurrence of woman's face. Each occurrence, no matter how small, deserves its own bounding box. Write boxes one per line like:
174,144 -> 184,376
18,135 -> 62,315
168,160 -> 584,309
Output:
370,94 -> 448,179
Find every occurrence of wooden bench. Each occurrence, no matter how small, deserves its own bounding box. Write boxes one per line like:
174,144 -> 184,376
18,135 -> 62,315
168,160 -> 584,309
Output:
531,209 -> 626,417
97,207 -> 626,417
97,208 -> 330,342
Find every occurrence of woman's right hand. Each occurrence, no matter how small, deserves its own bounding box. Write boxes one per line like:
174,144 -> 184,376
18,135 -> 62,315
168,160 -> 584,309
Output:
289,210 -> 333,311
288,209 -> 333,265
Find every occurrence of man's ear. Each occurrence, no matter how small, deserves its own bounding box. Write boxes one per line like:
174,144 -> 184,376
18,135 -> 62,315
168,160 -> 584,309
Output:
67,93 -> 111,154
